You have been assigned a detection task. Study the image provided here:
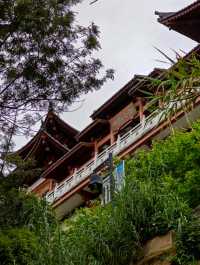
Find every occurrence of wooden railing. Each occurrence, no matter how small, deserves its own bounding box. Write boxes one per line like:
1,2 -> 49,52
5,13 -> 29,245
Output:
28,177 -> 46,192
46,109 -> 163,204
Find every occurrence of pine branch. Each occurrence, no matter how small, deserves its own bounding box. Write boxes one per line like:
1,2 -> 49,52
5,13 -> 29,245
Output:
90,0 -> 99,4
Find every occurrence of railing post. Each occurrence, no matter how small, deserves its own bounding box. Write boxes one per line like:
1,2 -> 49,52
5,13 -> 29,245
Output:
72,168 -> 77,187
116,135 -> 121,154
108,152 -> 115,203
105,146 -> 110,159
94,152 -> 98,168
46,109 -> 168,206
54,183 -> 58,199
141,115 -> 146,128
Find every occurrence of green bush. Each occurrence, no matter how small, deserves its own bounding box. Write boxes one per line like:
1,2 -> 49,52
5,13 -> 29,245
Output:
0,228 -> 38,265
61,178 -> 190,265
126,121 -> 200,208
60,120 -> 200,265
173,217 -> 200,265
2,121 -> 200,265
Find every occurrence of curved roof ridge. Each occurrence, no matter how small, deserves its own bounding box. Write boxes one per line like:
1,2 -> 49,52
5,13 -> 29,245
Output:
42,130 -> 70,152
90,75 -> 142,120
14,110 -> 79,158
23,130 -> 69,160
44,111 -> 79,136
156,1 -> 200,24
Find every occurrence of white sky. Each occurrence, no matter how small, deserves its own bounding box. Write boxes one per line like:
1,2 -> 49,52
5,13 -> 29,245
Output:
15,0 -> 197,149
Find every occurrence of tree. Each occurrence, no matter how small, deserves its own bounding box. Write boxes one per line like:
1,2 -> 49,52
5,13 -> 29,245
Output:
0,155 -> 60,265
0,0 -> 114,152
90,0 -> 99,4
148,53 -> 200,117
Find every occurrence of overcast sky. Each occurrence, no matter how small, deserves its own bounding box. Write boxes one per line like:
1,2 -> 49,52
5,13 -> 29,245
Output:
16,0 -> 197,149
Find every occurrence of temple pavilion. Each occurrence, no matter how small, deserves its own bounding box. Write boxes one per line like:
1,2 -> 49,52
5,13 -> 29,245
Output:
16,1 -> 200,219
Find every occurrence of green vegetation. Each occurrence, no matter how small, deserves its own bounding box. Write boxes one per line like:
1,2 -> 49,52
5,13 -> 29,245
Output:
175,218 -> 200,265
61,121 -> 200,265
149,54 -> 200,117
2,122 -> 200,264
0,159 -> 58,265
0,0 -> 114,155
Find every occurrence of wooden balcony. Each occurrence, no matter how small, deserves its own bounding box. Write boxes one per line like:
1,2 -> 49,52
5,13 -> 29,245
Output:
45,108 -> 163,204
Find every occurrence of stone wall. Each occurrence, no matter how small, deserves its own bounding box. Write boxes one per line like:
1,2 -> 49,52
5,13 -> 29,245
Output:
130,230 -> 200,265
130,231 -> 175,265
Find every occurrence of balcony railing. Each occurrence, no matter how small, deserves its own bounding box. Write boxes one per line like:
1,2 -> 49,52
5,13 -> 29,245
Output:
46,108 -> 164,204
28,177 -> 46,192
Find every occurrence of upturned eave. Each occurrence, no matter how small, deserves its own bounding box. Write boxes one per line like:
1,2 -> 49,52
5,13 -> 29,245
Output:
156,1 -> 200,42
41,142 -> 94,179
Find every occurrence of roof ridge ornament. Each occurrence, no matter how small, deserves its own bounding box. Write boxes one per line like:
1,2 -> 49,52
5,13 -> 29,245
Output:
155,11 -> 175,20
48,101 -> 54,112
41,119 -> 46,131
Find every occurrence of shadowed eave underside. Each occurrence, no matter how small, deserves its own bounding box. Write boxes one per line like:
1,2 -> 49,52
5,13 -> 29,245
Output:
155,1 -> 200,42
14,111 -> 79,159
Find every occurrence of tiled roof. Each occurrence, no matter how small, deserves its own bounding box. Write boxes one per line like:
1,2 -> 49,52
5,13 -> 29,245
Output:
155,1 -> 200,25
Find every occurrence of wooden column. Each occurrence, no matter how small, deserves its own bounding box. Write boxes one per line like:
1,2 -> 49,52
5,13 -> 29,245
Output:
49,179 -> 56,191
110,129 -> 115,144
137,97 -> 145,122
92,137 -> 98,154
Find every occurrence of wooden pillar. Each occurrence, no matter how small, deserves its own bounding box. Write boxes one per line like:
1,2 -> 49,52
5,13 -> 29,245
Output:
94,139 -> 98,154
49,179 -> 54,191
137,97 -> 145,122
110,129 -> 115,144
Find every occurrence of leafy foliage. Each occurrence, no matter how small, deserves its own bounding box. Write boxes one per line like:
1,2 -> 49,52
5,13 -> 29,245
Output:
148,54 -> 200,116
59,120 -> 200,265
2,123 -> 200,264
126,121 -> 200,208
60,177 -> 190,265
173,217 -> 200,265
0,0 -> 114,151
0,156 -> 58,265
0,228 -> 38,265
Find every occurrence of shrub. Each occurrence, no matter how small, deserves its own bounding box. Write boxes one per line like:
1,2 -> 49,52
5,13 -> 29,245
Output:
2,121 -> 200,265
173,217 -> 200,265
0,228 -> 38,265
60,121 -> 200,265
61,178 -> 190,265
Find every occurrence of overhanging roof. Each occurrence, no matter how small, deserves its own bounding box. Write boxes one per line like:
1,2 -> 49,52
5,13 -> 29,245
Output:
14,111 -> 78,159
156,1 -> 200,42
129,45 -> 200,98
90,75 -> 144,120
76,119 -> 109,142
44,111 -> 79,137
41,142 -> 94,178
128,68 -> 165,96
14,131 -> 40,159
184,43 -> 200,58
24,130 -> 69,160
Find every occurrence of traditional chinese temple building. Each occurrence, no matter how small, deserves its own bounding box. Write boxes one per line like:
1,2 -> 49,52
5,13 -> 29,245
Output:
156,0 -> 200,42
16,1 -> 200,219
